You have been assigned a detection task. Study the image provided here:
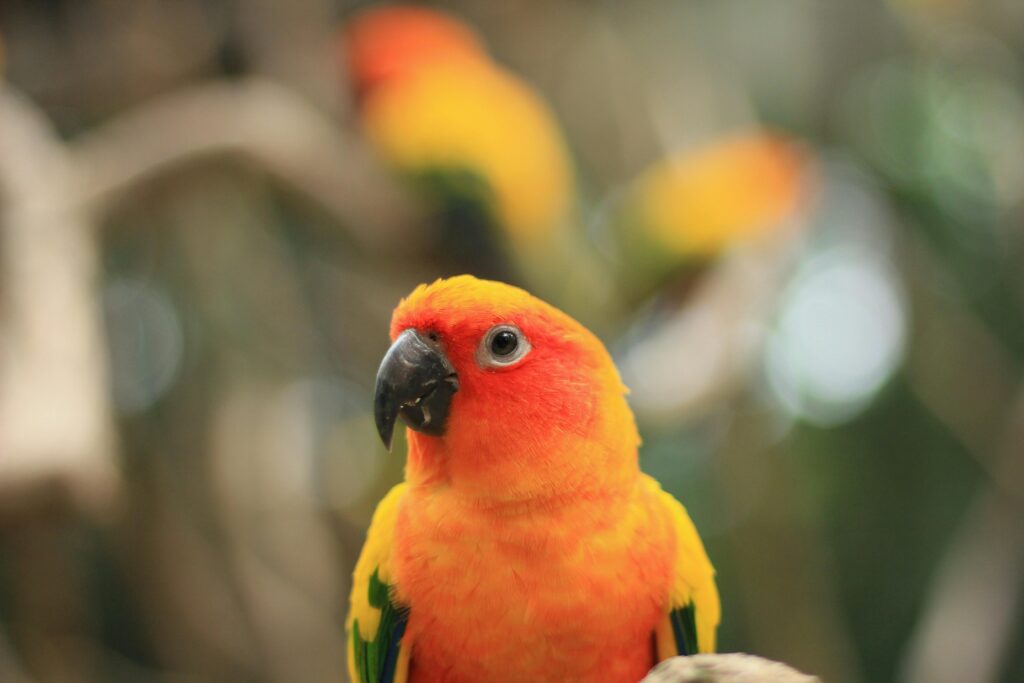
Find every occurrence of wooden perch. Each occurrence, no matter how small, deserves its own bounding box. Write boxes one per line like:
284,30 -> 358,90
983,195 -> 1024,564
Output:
643,654 -> 820,683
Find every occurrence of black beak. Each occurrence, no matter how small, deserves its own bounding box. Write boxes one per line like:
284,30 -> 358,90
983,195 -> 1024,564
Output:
374,329 -> 459,451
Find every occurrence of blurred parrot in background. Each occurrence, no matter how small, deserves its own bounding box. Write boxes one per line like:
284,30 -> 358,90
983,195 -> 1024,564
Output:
609,131 -> 813,422
348,275 -> 719,683
340,6 -> 577,291
612,131 -> 809,304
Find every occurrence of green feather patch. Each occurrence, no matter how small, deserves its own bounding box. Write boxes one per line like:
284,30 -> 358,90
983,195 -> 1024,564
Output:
352,569 -> 409,683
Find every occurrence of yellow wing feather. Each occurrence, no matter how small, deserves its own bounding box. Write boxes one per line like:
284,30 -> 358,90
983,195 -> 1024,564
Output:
347,483 -> 410,683
653,482 -> 721,656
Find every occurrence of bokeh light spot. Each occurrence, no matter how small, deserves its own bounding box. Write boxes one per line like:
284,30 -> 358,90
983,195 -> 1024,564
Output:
766,248 -> 906,426
102,277 -> 184,415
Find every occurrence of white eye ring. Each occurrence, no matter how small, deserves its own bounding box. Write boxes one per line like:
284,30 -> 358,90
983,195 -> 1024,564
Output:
477,324 -> 531,368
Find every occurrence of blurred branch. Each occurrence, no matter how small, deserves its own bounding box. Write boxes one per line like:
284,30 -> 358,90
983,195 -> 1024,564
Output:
209,381 -> 348,683
5,521 -> 99,683
643,654 -> 820,683
0,85 -> 118,518
0,623 -> 35,683
3,74 -> 427,682
70,77 -> 425,251
711,403 -> 863,683
898,234 -> 1024,683
117,464 -> 269,682
899,382 -> 1024,683
904,237 -> 1022,483
899,473 -> 1024,683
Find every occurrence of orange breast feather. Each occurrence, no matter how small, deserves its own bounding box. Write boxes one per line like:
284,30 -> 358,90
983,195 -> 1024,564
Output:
392,474 -> 678,683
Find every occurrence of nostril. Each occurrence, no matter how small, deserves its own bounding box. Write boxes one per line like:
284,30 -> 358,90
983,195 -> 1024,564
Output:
427,331 -> 440,343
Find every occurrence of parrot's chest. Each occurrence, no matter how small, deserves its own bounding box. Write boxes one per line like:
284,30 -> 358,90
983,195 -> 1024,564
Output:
392,491 -> 674,683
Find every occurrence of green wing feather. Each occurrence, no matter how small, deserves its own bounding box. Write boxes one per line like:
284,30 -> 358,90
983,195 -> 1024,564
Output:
351,569 -> 409,683
347,484 -> 410,683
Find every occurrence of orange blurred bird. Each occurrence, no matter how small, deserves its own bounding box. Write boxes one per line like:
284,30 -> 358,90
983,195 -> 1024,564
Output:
340,7 -> 575,284
349,275 -> 719,683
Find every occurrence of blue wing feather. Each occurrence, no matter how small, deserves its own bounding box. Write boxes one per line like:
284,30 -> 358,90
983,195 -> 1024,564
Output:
669,603 -> 699,656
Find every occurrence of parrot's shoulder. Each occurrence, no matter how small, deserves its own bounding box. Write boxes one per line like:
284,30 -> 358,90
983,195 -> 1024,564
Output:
639,474 -> 721,655
356,482 -> 408,582
347,482 -> 410,683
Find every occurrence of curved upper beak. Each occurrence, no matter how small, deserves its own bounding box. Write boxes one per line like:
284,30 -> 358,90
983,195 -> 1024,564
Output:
373,329 -> 459,451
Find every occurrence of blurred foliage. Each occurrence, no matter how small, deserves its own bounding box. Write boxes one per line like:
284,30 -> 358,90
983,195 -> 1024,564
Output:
1,1 -> 1023,683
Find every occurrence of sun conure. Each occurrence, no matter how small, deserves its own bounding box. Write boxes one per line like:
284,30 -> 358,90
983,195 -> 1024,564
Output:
340,6 -> 576,288
613,130 -> 809,303
349,275 -> 719,683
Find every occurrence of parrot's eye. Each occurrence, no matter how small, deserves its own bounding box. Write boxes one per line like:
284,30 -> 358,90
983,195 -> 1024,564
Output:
478,324 -> 531,368
491,330 -> 517,355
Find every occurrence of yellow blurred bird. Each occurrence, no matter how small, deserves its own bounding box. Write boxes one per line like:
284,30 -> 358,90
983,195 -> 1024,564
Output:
340,6 -> 575,285
614,131 -> 810,301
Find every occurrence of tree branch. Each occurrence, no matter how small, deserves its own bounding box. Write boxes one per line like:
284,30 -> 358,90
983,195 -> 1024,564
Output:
0,85 -> 118,518
70,77 -> 425,251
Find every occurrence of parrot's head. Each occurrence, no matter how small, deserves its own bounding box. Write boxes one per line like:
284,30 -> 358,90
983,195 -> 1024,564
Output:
374,275 -> 640,502
341,5 -> 486,103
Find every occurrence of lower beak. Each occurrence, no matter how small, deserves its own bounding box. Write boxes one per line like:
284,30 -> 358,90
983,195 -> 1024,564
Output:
373,329 -> 459,451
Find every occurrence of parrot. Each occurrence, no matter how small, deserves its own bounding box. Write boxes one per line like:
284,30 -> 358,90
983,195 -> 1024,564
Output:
339,6 -> 578,291
612,130 -> 809,304
348,275 -> 719,683
610,131 -> 812,423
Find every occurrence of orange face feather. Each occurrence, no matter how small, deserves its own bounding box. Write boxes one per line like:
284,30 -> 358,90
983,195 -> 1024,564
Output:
342,6 -> 487,101
389,276 -> 639,504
